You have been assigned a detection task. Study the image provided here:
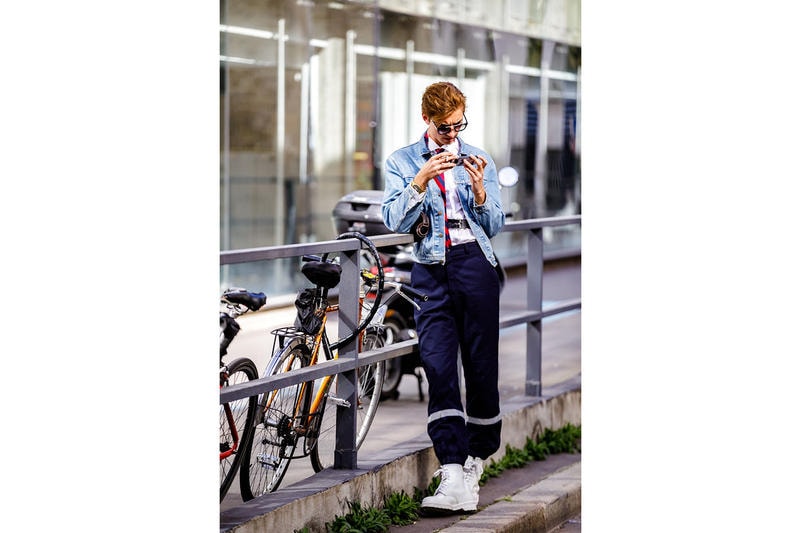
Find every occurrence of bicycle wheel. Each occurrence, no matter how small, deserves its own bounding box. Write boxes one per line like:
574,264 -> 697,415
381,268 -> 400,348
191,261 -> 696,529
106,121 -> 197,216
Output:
220,357 -> 258,502
309,330 -> 385,472
240,342 -> 311,500
378,311 -> 409,399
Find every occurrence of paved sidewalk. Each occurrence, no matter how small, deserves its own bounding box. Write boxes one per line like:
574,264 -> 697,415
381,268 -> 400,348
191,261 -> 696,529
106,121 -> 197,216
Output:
220,259 -> 581,531
220,376 -> 581,532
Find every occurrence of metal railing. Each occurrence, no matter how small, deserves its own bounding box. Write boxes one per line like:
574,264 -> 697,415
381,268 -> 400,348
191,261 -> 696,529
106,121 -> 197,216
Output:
219,215 -> 580,468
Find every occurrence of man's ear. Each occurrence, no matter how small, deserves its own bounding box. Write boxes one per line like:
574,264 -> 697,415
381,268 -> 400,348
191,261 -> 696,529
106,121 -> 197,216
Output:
422,114 -> 430,124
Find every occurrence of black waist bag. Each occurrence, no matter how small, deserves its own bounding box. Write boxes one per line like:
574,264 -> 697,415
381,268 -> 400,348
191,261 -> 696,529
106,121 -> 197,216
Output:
294,288 -> 323,335
411,211 -> 430,242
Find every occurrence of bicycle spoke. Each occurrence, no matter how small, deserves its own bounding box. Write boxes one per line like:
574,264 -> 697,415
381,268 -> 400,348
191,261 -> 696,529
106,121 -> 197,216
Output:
310,341 -> 385,472
240,343 -> 310,500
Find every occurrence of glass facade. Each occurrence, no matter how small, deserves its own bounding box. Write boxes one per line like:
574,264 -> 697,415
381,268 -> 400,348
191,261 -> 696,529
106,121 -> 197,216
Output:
220,0 -> 581,295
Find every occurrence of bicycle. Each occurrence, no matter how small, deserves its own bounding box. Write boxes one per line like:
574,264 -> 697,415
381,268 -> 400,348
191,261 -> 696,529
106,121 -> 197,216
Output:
310,276 -> 428,467
219,288 -> 266,502
239,232 -> 387,500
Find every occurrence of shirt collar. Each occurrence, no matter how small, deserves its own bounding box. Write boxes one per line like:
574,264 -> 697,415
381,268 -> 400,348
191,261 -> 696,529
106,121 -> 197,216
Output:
423,132 -> 460,155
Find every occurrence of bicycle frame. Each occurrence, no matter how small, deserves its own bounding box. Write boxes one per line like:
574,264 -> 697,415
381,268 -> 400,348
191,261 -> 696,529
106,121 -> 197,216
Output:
219,375 -> 241,461
238,232 -> 386,500
258,270 -> 412,443
260,297 -> 360,451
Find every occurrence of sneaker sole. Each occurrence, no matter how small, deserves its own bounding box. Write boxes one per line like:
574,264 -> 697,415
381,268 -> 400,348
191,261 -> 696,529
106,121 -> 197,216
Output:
420,498 -> 478,514
420,504 -> 477,516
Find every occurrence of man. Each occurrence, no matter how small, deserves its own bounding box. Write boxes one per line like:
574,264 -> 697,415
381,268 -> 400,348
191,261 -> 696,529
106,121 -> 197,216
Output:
382,81 -> 505,513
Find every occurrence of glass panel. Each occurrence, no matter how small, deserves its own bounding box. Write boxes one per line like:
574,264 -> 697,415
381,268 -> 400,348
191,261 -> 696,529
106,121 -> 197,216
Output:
220,0 -> 581,295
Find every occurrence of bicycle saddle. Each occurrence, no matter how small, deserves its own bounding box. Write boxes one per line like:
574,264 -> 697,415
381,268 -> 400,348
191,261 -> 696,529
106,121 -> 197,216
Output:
301,261 -> 342,289
222,289 -> 266,311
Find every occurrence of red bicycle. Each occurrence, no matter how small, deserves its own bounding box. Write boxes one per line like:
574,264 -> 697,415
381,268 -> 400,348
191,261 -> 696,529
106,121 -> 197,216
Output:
219,288 -> 265,502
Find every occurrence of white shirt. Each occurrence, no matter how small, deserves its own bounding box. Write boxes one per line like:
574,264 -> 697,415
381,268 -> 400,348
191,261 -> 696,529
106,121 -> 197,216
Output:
427,138 -> 476,246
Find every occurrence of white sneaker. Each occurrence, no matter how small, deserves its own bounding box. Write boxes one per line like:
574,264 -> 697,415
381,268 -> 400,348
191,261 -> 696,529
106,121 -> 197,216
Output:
463,456 -> 484,501
421,463 -> 477,513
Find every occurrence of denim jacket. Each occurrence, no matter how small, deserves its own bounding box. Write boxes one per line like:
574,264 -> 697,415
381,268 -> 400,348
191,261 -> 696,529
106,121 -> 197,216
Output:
382,134 -> 505,265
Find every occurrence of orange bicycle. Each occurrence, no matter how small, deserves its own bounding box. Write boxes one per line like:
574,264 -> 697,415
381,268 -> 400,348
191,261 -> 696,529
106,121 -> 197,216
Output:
239,232 -> 386,500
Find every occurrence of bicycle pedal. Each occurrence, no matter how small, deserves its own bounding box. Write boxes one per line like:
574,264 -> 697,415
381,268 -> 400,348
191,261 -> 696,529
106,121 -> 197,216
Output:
256,453 -> 280,468
328,395 -> 351,408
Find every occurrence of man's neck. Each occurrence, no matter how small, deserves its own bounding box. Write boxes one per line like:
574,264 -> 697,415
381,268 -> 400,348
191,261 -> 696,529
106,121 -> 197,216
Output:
428,137 -> 459,152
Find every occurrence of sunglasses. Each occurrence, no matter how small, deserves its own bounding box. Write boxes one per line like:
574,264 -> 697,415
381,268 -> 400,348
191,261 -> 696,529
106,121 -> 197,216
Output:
435,116 -> 468,135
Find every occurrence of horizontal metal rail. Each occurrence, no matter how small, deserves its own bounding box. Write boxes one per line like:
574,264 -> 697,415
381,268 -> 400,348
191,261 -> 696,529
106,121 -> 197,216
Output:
220,215 -> 580,403
501,215 -> 582,231
220,233 -> 412,265
498,297 -> 582,329
221,340 -> 417,403
221,296 -> 581,403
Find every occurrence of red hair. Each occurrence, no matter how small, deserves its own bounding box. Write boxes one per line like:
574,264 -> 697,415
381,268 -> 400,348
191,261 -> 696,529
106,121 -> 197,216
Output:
421,82 -> 466,123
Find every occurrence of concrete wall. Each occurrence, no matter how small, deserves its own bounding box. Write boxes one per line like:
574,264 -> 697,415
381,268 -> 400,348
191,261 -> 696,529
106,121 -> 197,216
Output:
377,0 -> 581,47
220,377 -> 581,532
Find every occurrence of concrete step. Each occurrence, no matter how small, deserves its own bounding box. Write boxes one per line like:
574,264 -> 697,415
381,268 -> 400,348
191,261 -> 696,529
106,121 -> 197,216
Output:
387,451 -> 581,533
434,461 -> 581,533
220,378 -> 581,533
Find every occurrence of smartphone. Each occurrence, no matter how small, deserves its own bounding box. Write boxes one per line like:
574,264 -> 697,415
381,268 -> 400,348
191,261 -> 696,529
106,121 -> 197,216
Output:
453,154 -> 472,166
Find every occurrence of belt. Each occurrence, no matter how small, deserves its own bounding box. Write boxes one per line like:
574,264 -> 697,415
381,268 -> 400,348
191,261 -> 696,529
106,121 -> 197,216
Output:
445,218 -> 470,229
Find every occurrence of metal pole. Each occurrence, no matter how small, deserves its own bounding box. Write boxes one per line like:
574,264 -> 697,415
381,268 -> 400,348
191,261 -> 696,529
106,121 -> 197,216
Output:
275,19 -> 286,245
221,20 -> 232,277
370,5 -> 382,191
345,30 -> 356,193
406,40 -> 414,143
534,40 -> 554,218
334,247 -> 359,469
300,62 -> 309,187
299,62 -> 310,241
499,54 -> 510,167
575,66 -> 582,210
526,227 -> 544,396
457,47 -> 465,86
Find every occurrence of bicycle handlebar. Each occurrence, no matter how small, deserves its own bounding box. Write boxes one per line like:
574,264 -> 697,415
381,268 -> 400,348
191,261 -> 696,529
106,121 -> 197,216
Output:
379,280 -> 427,312
220,289 -> 265,359
397,283 -> 427,302
382,279 -> 427,302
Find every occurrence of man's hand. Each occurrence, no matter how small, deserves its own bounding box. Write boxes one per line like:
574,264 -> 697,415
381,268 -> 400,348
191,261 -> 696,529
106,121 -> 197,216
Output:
413,151 -> 455,192
464,155 -> 488,204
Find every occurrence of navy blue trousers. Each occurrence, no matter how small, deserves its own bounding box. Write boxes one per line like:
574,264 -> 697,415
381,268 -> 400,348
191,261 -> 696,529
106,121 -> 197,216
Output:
412,241 -> 502,465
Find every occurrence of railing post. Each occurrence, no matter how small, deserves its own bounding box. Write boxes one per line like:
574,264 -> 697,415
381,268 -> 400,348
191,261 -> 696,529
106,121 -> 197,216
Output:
526,227 -> 544,396
333,246 -> 359,468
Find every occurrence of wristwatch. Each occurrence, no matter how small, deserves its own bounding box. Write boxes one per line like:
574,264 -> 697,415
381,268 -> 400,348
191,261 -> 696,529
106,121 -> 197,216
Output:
411,182 -> 425,194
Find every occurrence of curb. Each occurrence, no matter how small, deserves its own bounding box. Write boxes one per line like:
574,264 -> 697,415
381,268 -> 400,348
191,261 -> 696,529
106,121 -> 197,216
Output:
437,462 -> 581,533
220,378 -> 581,532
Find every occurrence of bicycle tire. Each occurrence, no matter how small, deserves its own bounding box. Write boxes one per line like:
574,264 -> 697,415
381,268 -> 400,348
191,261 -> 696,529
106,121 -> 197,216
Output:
220,357 -> 258,502
239,341 -> 311,500
309,329 -> 385,472
379,313 -> 408,400
328,232 -> 385,351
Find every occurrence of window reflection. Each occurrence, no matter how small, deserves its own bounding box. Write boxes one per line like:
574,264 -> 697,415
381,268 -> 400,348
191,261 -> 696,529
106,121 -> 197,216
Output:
220,0 -> 581,295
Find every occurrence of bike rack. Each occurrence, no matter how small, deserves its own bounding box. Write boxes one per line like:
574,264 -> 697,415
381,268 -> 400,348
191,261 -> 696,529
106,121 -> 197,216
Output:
220,215 -> 581,468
